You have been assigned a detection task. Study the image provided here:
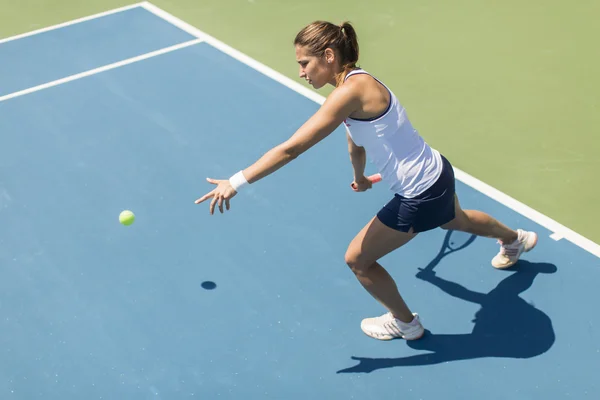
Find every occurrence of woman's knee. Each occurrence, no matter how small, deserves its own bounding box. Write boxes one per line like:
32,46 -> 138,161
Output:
344,246 -> 372,276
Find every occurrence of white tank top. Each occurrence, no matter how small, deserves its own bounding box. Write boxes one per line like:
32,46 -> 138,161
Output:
343,69 -> 443,198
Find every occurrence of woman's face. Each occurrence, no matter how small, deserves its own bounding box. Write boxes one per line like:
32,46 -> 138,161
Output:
295,45 -> 336,89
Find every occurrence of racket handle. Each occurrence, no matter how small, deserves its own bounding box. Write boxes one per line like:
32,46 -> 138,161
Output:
351,173 -> 382,190
368,173 -> 382,183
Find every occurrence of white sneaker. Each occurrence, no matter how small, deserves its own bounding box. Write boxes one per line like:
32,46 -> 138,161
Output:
491,229 -> 538,269
360,312 -> 425,341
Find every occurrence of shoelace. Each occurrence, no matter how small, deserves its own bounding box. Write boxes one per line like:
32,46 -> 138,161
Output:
498,240 -> 520,256
377,312 -> 395,323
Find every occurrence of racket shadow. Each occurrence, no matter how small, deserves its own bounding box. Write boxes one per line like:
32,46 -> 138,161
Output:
418,229 -> 477,275
337,231 -> 557,374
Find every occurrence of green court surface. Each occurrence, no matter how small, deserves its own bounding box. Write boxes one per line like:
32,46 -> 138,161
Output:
2,0 -> 599,244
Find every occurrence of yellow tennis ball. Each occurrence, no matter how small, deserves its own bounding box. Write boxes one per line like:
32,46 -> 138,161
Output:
119,210 -> 135,226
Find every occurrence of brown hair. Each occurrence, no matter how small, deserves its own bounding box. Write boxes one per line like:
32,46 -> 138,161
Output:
294,20 -> 359,85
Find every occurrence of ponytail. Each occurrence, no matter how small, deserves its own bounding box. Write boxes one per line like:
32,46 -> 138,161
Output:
337,22 -> 359,81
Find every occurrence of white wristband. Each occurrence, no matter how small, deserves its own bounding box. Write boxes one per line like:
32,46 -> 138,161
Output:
229,170 -> 248,191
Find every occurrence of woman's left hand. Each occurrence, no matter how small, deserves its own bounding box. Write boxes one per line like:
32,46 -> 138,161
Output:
195,178 -> 238,214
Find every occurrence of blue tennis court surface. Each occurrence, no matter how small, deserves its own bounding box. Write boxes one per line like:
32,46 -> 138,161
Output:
1,5 -> 599,399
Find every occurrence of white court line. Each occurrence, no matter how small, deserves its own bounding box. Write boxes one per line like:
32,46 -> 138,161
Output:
550,233 -> 564,241
141,1 -> 600,259
0,2 -> 145,45
0,39 -> 202,102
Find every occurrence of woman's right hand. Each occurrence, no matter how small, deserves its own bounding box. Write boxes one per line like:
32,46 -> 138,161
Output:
350,175 -> 373,192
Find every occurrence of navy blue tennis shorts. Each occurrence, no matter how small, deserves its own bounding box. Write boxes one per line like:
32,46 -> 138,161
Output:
376,155 -> 456,233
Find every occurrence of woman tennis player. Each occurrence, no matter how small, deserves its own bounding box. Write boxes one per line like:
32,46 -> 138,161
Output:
195,21 -> 538,341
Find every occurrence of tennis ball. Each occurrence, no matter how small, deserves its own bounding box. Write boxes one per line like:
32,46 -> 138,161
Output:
119,210 -> 135,226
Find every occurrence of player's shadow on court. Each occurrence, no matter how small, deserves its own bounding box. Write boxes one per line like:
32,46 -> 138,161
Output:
338,230 -> 557,374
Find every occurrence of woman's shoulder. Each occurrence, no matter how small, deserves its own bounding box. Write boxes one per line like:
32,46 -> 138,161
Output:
344,69 -> 389,89
342,69 -> 392,101
341,70 -> 374,91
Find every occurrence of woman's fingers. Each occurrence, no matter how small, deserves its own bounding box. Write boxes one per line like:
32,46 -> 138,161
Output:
196,180 -> 236,214
209,194 -> 219,214
195,190 -> 215,204
218,195 -> 224,214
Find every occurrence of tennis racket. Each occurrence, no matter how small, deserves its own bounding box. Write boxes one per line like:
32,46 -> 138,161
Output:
351,173 -> 382,190
366,173 -> 382,183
